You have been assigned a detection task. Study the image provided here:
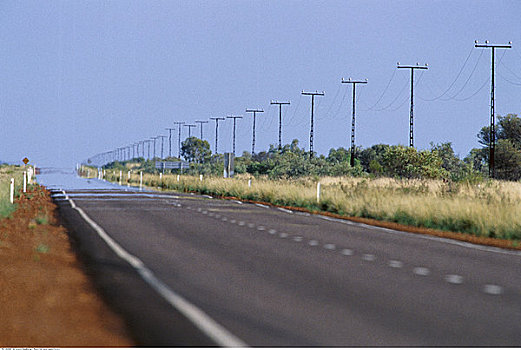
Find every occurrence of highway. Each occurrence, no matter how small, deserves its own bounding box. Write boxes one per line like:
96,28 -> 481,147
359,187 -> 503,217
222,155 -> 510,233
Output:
44,174 -> 521,346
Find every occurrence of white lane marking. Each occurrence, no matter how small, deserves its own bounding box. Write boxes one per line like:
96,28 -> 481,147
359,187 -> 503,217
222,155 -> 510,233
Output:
341,249 -> 353,256
277,207 -> 293,214
238,221 -> 245,226
221,217 -> 228,222
247,223 -> 255,228
293,236 -> 303,242
268,229 -> 277,234
257,226 -> 266,231
202,210 -> 208,215
230,219 -> 236,224
233,200 -> 243,204
362,254 -> 376,262
187,206 -> 192,210
445,274 -> 463,285
315,214 -> 521,257
214,214 -> 221,219
65,195 -> 246,347
255,203 -> 269,209
197,208 -> 202,212
413,267 -> 430,276
309,240 -> 319,246
324,244 -> 336,250
203,195 -> 213,199
295,212 -> 311,217
484,284 -> 503,295
388,260 -> 403,268
279,233 -> 288,238
208,212 -> 214,217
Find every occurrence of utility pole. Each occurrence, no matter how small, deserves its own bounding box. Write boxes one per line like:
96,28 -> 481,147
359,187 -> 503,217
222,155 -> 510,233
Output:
210,117 -> 225,154
158,135 -> 167,159
184,124 -> 196,138
245,109 -> 264,155
173,122 -> 185,158
145,140 -> 151,160
475,40 -> 512,179
151,137 -> 160,159
301,91 -> 325,158
270,100 -> 290,150
341,78 -> 367,167
166,128 -> 175,158
397,62 -> 428,148
227,115 -> 243,155
196,120 -> 209,140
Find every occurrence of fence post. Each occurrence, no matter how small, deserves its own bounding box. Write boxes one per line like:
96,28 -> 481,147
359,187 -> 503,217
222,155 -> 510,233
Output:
23,171 -> 27,193
10,178 -> 14,204
316,182 -> 321,203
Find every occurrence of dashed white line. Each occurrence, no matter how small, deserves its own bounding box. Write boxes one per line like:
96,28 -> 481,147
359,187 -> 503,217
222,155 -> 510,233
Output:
388,260 -> 403,268
230,219 -> 236,224
293,236 -> 303,242
233,200 -> 243,204
362,254 -> 376,262
214,214 -> 221,219
484,284 -> 503,295
341,249 -> 353,256
279,233 -> 288,238
238,221 -> 245,226
221,217 -> 228,222
324,244 -> 336,250
255,203 -> 270,209
202,210 -> 208,215
268,229 -> 277,234
247,223 -> 255,228
257,226 -> 266,231
445,274 -> 463,285
309,240 -> 319,246
277,207 -> 293,214
413,267 -> 430,276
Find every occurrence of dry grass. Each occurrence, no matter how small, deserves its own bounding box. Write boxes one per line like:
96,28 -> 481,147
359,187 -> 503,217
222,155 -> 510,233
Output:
97,170 -> 521,241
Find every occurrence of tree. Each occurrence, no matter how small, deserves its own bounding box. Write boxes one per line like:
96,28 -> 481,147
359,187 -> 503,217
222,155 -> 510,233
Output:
381,145 -> 449,179
181,137 -> 211,163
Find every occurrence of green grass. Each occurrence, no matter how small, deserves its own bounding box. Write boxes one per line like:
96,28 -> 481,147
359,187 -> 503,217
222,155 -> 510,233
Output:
93,168 -> 521,241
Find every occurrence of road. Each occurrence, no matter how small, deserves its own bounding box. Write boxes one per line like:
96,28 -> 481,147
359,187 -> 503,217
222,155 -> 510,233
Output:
45,175 -> 521,346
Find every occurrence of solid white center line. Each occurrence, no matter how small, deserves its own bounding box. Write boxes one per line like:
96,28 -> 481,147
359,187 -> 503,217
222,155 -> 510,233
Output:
279,233 -> 288,238
388,260 -> 403,268
341,249 -> 353,256
362,254 -> 376,261
445,274 -> 464,284
309,240 -> 319,246
484,284 -> 503,295
324,243 -> 336,250
413,267 -> 430,276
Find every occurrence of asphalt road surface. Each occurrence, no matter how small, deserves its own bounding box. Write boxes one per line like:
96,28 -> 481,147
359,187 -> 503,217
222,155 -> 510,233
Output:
46,176 -> 521,346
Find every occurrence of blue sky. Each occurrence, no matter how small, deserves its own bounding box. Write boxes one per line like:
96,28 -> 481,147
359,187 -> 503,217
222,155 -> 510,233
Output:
1,0 -> 521,167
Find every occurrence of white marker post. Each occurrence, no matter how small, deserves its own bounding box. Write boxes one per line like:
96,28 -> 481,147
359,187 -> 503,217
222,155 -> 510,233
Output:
200,174 -> 203,181
23,171 -> 27,193
119,170 -> 122,185
140,171 -> 143,189
177,174 -> 180,182
248,179 -> 251,188
316,182 -> 321,203
10,178 -> 14,204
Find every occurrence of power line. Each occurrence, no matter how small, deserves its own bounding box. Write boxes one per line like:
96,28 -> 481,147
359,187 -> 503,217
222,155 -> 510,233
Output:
361,68 -> 397,111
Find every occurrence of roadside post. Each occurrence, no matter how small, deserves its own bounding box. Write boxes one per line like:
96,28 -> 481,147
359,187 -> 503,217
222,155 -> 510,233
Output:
23,171 -> 27,193
10,178 -> 14,204
200,174 -> 203,181
317,182 -> 321,203
119,170 -> 122,185
140,171 -> 143,189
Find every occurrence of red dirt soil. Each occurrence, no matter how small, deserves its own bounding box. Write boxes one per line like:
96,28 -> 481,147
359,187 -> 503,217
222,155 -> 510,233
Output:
0,186 -> 135,347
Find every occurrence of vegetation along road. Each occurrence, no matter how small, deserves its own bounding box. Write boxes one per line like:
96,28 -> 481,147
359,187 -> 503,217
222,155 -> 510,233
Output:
50,173 -> 521,346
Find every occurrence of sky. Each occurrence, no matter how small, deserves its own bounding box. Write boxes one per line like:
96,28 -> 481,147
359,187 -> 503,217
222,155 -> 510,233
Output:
1,0 -> 521,168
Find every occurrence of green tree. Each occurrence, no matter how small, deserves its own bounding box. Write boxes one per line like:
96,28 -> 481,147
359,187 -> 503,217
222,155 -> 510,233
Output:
181,137 -> 212,163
